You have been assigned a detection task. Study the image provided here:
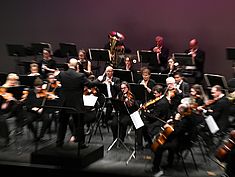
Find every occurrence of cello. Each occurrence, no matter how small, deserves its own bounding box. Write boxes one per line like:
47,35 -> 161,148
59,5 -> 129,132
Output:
215,130 -> 235,162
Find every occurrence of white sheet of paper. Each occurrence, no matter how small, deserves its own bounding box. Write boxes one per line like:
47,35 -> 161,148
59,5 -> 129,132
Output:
130,111 -> 144,129
83,95 -> 98,107
205,115 -> 220,134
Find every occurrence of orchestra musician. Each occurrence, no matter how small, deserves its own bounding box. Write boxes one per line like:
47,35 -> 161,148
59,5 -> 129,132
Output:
28,63 -> 41,77
0,73 -> 28,146
97,65 -> 121,127
24,77 -> 55,142
138,67 -> 156,103
197,85 -> 231,134
77,49 -> 92,77
173,71 -> 190,98
139,84 -> 170,149
165,77 -> 182,119
151,103 -> 198,177
163,57 -> 179,77
185,38 -> 205,84
110,81 -> 138,143
150,35 -> 170,73
39,48 -> 57,80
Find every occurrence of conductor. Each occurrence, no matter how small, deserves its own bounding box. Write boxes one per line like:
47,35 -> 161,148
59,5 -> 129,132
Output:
54,58 -> 92,149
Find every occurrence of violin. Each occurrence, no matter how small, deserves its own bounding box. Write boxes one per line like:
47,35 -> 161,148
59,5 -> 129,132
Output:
50,81 -> 61,89
83,86 -> 98,96
37,89 -> 58,100
139,96 -> 162,110
0,87 -> 14,101
215,130 -> 235,162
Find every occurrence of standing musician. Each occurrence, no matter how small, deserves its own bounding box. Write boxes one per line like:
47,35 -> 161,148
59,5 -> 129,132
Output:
139,84 -> 170,149
110,81 -> 138,143
138,67 -> 156,103
151,103 -> 198,177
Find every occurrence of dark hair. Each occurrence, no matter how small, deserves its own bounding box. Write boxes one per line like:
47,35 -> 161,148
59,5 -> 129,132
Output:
152,84 -> 164,94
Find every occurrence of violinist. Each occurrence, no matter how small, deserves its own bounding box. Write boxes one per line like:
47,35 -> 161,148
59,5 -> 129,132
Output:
197,85 -> 231,134
0,73 -> 28,145
174,71 -> 190,98
165,77 -> 182,119
139,84 -> 170,149
151,103 -> 198,177
110,81 -> 138,143
42,73 -> 61,98
24,77 -> 53,141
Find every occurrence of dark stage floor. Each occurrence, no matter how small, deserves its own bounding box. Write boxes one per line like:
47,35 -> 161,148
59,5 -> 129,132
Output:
0,119 -> 226,177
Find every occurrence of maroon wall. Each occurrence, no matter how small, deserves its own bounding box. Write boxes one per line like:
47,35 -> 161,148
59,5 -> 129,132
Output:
1,0 -> 235,80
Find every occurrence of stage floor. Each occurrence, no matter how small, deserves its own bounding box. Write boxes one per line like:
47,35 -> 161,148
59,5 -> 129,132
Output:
0,120 -> 226,177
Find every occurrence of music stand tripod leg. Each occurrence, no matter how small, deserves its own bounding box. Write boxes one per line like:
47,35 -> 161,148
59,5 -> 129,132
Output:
126,129 -> 137,165
106,111 -> 131,152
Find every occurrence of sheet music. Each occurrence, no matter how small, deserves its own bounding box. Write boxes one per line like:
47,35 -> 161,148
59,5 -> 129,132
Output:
130,111 -> 144,129
83,95 -> 98,107
205,115 -> 219,134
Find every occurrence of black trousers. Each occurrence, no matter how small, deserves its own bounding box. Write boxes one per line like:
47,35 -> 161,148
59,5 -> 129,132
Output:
56,110 -> 85,146
110,114 -> 131,142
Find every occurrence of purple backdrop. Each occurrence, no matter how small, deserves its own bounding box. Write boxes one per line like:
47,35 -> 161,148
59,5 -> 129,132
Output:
1,0 -> 235,80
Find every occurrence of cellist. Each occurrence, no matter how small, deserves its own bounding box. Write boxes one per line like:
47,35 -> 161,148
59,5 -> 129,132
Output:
150,103 -> 198,177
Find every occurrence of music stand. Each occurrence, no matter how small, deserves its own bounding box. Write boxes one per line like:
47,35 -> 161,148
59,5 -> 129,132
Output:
31,42 -> 52,55
107,98 -> 131,152
59,43 -> 78,58
226,47 -> 235,76
129,83 -> 145,102
151,73 -> 168,86
6,85 -> 27,100
19,75 -> 38,88
0,72 -> 7,85
137,50 -> 156,68
6,44 -> 27,73
173,53 -> 194,66
113,69 -> 134,83
89,48 -> 111,75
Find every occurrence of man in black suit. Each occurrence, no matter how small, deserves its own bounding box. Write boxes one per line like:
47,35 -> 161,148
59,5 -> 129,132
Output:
97,65 -> 121,126
150,35 -> 170,73
173,71 -> 190,98
185,38 -> 205,84
54,58 -> 93,148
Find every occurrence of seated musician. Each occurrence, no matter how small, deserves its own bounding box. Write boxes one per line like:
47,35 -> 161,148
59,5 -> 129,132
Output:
138,67 -> 156,103
77,49 -> 92,77
96,65 -> 121,127
28,63 -> 41,77
139,84 -> 170,148
110,81 -> 138,143
0,89 -> 15,146
151,103 -> 198,177
24,77 -> 54,141
165,77 -> 182,119
0,73 -> 27,145
69,74 -> 99,142
173,71 -> 190,98
162,57 -> 179,77
197,85 -> 231,139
